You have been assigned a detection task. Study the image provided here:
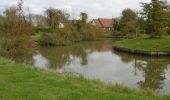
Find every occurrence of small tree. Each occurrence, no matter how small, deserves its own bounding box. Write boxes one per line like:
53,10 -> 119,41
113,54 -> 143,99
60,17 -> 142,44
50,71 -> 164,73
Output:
141,0 -> 169,37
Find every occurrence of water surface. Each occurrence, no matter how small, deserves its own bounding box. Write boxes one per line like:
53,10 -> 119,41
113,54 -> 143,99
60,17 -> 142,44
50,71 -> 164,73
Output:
21,40 -> 170,94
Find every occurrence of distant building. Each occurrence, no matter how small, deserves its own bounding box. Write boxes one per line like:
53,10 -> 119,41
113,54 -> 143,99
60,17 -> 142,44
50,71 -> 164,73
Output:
90,18 -> 114,31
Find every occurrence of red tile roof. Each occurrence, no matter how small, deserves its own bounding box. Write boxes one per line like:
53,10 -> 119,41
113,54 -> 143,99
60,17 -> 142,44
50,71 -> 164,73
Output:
93,18 -> 113,28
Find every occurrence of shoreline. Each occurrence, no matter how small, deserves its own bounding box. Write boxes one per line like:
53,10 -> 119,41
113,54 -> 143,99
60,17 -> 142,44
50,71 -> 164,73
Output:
113,46 -> 170,57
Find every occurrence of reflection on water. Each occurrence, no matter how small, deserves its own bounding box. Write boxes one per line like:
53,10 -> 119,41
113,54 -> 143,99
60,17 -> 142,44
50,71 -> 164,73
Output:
116,51 -> 170,94
33,54 -> 50,69
10,40 -> 170,94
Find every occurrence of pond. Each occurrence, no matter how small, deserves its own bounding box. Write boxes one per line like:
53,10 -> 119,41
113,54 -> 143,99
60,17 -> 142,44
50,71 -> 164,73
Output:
17,40 -> 170,94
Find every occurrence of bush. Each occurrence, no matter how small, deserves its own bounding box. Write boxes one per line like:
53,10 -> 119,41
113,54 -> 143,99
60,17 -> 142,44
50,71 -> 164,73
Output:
39,25 -> 105,46
0,5 -> 34,58
0,36 -> 34,58
39,28 -> 77,46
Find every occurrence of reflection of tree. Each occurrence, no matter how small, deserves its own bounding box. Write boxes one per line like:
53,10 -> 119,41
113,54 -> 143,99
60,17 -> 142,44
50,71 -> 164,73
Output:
39,45 -> 87,69
113,51 -> 134,63
39,41 -> 112,69
136,59 -> 168,92
114,51 -> 170,92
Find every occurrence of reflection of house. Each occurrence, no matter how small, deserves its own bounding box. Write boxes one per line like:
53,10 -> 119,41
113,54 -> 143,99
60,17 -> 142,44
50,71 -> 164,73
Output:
90,43 -> 113,52
90,18 -> 114,30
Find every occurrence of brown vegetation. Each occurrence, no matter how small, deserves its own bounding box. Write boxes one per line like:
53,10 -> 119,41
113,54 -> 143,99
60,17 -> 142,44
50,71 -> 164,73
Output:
0,0 -> 34,58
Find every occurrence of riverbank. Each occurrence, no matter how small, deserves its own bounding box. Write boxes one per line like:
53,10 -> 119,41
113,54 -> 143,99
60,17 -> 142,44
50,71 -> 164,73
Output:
114,36 -> 170,56
0,57 -> 170,100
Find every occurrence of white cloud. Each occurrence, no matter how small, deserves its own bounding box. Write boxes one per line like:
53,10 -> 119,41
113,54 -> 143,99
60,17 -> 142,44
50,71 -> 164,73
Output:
0,0 -> 155,19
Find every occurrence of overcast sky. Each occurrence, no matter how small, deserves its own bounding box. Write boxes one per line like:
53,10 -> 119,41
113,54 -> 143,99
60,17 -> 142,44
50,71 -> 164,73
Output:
0,0 -> 163,19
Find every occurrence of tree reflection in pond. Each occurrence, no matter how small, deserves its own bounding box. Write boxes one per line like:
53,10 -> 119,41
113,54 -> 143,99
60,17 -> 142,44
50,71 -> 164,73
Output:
136,59 -> 167,92
38,41 -> 112,69
115,51 -> 170,92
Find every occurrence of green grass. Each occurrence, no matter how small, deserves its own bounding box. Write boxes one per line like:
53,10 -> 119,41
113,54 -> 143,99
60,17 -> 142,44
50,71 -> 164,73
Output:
114,36 -> 170,52
0,57 -> 170,100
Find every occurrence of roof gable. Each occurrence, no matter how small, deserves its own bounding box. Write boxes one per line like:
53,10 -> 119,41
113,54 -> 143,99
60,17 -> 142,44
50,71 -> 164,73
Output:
92,18 -> 113,28
98,18 -> 113,28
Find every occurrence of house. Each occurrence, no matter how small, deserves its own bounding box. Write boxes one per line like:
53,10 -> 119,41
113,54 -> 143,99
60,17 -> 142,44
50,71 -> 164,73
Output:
90,18 -> 114,31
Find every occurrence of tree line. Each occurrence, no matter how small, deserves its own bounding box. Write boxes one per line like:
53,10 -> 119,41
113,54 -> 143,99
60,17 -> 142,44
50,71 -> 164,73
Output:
39,8 -> 105,46
113,0 -> 170,38
0,0 -> 105,58
0,0 -> 170,58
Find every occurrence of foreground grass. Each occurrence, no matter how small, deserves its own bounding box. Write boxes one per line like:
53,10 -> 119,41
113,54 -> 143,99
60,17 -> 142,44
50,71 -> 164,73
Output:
114,36 -> 170,52
0,58 -> 170,100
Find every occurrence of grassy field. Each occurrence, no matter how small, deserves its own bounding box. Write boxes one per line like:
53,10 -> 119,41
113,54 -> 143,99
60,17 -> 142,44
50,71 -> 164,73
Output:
0,58 -> 170,100
114,36 -> 170,52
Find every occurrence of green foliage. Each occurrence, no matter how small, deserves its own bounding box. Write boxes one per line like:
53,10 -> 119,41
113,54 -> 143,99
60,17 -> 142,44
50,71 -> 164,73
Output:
141,0 -> 169,37
136,17 -> 146,34
120,9 -> 138,36
39,29 -> 77,46
113,9 -> 138,37
122,9 -> 137,22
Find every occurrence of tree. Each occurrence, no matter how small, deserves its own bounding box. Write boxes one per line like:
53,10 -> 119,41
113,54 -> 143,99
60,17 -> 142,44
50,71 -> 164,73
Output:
80,12 -> 88,24
121,9 -> 137,23
45,8 -> 69,31
137,16 -> 147,34
113,18 -> 121,32
141,0 -> 169,37
113,8 -> 138,36
4,6 -> 32,36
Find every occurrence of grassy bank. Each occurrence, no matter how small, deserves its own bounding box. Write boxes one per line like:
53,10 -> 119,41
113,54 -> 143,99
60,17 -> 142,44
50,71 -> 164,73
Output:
114,36 -> 170,52
0,57 -> 170,100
